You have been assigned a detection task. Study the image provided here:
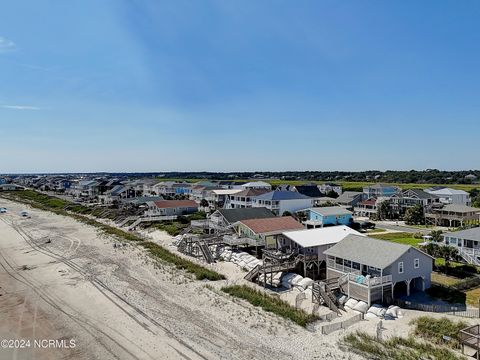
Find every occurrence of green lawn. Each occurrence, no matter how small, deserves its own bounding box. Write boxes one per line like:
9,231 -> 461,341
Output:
369,232 -> 422,246
366,228 -> 386,233
466,287 -> 480,307
407,224 -> 437,229
431,272 -> 464,286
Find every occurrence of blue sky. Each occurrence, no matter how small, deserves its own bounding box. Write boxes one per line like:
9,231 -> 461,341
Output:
1,0 -> 479,173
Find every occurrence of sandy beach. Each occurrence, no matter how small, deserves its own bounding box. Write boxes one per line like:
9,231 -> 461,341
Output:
0,198 -> 474,360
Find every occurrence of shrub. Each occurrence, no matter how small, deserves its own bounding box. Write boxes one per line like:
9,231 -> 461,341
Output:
426,284 -> 466,304
176,215 -> 190,224
188,211 -> 207,220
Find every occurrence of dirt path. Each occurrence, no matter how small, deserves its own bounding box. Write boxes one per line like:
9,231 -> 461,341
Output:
0,199 -> 359,360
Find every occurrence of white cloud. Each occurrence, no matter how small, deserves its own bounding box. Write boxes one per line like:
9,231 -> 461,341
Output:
0,36 -> 16,52
1,105 -> 41,110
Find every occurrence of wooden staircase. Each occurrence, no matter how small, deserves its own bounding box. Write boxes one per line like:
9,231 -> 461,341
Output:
244,264 -> 261,281
177,238 -> 187,253
245,256 -> 301,283
179,225 -> 192,236
198,241 -> 215,264
118,216 -> 138,227
177,235 -> 216,264
127,215 -> 177,230
312,281 -> 343,315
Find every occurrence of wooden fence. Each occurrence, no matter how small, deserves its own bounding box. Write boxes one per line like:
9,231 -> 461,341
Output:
320,313 -> 363,335
395,299 -> 480,319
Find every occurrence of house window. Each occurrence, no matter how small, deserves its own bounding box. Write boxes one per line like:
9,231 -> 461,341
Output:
398,262 -> 404,274
414,258 -> 420,269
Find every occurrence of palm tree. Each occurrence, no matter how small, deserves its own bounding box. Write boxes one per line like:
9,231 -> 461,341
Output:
437,246 -> 459,275
429,230 -> 443,242
422,243 -> 439,257
377,201 -> 390,220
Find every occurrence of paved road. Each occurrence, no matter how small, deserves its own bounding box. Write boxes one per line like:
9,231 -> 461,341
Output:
374,221 -> 434,234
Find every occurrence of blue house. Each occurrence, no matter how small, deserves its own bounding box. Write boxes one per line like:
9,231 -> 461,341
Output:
303,206 -> 353,228
173,183 -> 193,195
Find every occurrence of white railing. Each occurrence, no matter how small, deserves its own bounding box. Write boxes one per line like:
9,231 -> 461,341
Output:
329,262 -> 362,275
223,235 -> 250,245
304,220 -> 323,226
459,247 -> 480,266
222,235 -> 265,247
348,273 -> 392,287
191,220 -> 209,227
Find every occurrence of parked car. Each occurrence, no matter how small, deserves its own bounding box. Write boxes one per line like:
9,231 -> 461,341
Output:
360,221 -> 376,230
0,208 -> 7,213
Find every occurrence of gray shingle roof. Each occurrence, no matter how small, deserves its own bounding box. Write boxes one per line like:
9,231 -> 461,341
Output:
336,191 -> 363,204
216,208 -> 275,224
294,185 -> 322,198
254,190 -> 311,201
440,204 -> 480,213
403,189 -> 439,200
323,234 -> 428,269
444,227 -> 480,242
309,206 -> 352,216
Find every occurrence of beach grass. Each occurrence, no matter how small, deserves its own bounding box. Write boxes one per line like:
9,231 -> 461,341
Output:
221,285 -> 318,327
0,190 -> 225,281
343,330 -> 464,360
410,316 -> 467,349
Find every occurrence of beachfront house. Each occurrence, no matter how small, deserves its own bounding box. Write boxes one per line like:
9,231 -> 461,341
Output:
301,206 -> 353,228
100,185 -> 135,204
324,235 -> 434,305
68,180 -> 100,199
0,184 -> 25,191
209,207 -> 275,228
252,190 -> 314,216
145,200 -> 198,217
277,225 -> 363,278
227,216 -> 304,249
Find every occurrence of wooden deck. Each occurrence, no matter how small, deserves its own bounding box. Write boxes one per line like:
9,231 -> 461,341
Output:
460,324 -> 480,359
